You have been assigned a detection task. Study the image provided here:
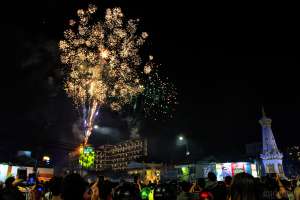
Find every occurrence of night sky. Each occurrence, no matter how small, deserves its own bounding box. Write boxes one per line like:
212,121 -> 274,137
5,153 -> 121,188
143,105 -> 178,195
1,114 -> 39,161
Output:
1,0 -> 299,163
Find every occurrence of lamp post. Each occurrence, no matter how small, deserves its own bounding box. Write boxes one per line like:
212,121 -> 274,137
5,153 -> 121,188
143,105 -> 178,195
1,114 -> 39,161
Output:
178,136 -> 190,157
42,156 -> 51,166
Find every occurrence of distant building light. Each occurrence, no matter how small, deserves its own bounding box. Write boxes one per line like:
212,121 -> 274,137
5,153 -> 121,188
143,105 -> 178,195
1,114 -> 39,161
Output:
95,138 -> 147,171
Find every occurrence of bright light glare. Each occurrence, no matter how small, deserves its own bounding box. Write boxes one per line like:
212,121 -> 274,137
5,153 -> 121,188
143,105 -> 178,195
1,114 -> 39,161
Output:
179,136 -> 184,141
43,156 -> 50,161
94,125 -> 99,129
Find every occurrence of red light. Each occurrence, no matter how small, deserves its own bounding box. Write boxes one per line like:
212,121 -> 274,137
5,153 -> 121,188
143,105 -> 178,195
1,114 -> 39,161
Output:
201,192 -> 209,198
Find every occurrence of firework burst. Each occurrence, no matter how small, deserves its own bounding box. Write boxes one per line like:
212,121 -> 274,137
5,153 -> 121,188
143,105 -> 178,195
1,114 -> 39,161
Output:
59,4 -> 155,145
142,70 -> 178,120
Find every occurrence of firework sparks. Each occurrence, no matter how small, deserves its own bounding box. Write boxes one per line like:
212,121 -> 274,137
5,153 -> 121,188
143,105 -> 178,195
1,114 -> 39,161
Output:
142,70 -> 178,121
59,5 -> 156,145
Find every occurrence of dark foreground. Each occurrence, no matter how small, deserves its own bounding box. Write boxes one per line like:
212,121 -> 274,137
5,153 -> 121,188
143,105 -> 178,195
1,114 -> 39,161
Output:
0,172 -> 299,200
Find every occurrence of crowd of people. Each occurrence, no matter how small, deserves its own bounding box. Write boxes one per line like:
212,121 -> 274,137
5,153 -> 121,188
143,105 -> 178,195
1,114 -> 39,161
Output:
0,172 -> 299,200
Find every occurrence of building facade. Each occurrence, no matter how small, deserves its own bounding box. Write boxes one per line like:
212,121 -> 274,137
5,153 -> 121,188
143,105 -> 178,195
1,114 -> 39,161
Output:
95,138 -> 147,171
259,108 -> 285,177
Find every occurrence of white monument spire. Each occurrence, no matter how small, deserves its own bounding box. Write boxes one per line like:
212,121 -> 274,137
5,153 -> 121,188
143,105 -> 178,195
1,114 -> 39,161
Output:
259,107 -> 285,176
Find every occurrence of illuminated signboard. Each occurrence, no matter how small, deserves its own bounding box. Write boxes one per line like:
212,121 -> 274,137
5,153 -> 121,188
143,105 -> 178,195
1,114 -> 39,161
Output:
79,146 -> 95,168
216,163 -> 232,181
232,162 -> 245,174
216,162 -> 257,180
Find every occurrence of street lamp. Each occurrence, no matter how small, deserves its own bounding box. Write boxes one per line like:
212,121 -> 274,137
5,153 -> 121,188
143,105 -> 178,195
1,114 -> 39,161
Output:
42,156 -> 50,162
93,125 -> 99,129
186,150 -> 190,156
178,136 -> 190,157
42,155 -> 51,165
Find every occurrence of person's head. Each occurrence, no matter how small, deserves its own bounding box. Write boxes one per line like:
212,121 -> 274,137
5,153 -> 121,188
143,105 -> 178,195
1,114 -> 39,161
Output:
225,176 -> 232,186
230,173 -> 258,200
62,173 -> 87,200
207,172 -> 217,182
5,177 -> 15,189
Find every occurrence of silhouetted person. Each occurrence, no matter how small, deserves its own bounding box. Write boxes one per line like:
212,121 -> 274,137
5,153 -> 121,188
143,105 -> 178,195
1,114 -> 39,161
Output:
97,175 -> 113,200
282,180 -> 294,200
225,176 -> 232,187
0,177 -> 25,200
225,176 -> 233,197
261,174 -> 290,200
205,172 -> 227,200
133,175 -> 142,199
48,176 -> 63,200
101,179 -> 113,200
229,172 -> 259,200
205,172 -> 218,190
167,180 -> 178,200
133,175 -> 141,191
177,181 -> 191,200
62,173 -> 87,200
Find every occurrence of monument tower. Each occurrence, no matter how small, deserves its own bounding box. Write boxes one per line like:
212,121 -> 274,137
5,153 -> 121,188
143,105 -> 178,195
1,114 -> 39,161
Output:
259,107 -> 285,176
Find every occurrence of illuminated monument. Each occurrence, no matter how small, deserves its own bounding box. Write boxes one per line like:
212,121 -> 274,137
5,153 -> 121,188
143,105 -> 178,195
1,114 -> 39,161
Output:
259,108 -> 285,177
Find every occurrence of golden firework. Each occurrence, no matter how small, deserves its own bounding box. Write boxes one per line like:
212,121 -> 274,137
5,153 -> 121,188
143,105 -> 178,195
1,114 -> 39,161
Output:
59,4 -> 155,144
